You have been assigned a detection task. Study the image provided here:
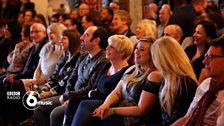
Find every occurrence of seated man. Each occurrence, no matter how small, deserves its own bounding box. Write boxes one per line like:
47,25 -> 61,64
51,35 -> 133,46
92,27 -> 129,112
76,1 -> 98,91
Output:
172,37 -> 224,126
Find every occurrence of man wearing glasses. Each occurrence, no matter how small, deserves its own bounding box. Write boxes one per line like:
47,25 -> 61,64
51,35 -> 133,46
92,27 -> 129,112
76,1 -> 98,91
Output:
172,37 -> 224,126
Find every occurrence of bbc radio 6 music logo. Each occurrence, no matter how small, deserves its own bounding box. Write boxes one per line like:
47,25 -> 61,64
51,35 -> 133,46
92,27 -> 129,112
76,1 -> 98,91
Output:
7,91 -> 20,100
22,91 -> 53,110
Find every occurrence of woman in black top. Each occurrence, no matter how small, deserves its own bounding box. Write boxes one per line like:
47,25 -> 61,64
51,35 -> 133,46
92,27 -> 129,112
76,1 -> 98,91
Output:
151,36 -> 198,125
185,20 -> 217,83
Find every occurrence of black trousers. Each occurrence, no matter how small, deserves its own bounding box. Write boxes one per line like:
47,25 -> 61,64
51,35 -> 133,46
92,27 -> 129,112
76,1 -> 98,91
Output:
0,76 -> 31,126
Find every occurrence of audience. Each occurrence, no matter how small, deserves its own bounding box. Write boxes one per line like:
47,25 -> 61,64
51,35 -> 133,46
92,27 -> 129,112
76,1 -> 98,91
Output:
34,26 -> 109,126
57,35 -> 133,126
72,37 -> 163,126
23,23 -> 66,91
0,1 -> 223,126
0,23 -> 48,125
33,29 -> 81,126
172,37 -> 224,126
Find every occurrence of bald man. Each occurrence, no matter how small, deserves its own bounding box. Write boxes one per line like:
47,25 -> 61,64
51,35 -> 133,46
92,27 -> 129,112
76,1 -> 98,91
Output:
157,4 -> 172,37
163,24 -> 183,43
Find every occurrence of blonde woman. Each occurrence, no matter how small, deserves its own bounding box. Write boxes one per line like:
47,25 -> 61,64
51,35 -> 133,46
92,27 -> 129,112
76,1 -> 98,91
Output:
135,19 -> 157,39
72,37 -> 163,126
151,36 -> 198,125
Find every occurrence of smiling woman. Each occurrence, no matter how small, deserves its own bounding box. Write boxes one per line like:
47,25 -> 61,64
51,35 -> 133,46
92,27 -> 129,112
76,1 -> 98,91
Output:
151,36 -> 198,125
185,20 -> 217,83
135,19 -> 157,39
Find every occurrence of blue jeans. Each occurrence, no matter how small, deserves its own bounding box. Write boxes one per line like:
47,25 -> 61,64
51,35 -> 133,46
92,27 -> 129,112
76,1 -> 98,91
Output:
72,100 -> 124,126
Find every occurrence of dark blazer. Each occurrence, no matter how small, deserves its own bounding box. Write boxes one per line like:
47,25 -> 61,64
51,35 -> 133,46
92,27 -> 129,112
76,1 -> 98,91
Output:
16,1 -> 35,12
13,37 -> 48,80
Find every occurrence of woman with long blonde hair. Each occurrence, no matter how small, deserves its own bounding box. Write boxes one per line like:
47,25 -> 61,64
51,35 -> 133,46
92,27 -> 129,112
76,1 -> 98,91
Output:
151,36 -> 198,125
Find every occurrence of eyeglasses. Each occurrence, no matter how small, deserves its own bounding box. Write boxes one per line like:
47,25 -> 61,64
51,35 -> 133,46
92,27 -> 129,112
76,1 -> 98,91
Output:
204,53 -> 224,61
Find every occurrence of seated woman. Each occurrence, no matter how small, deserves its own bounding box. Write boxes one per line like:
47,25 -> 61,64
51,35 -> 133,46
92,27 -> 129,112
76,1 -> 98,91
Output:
151,36 -> 198,125
23,23 -> 66,91
53,35 -> 134,126
2,23 -> 33,74
71,37 -> 163,126
34,29 -> 81,126
185,20 -> 217,83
